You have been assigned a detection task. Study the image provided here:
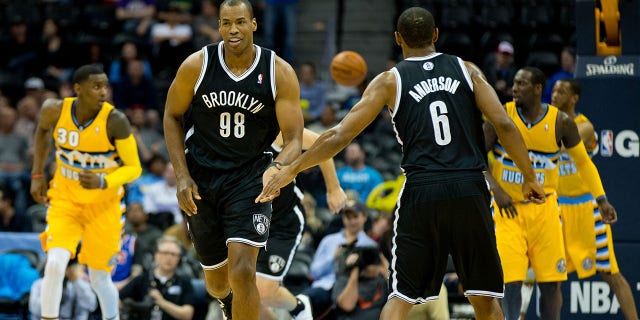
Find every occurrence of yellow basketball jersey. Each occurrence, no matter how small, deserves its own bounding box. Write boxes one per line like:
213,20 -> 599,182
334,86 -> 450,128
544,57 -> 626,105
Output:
49,98 -> 122,203
558,114 -> 597,197
492,101 -> 560,202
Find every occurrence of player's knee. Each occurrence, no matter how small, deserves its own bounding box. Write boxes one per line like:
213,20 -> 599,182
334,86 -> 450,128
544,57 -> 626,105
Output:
44,249 -> 71,280
88,269 -> 111,290
204,278 -> 230,298
228,260 -> 256,287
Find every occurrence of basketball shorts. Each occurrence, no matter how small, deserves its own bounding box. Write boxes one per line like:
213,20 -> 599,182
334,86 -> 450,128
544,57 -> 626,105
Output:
40,194 -> 125,272
389,174 -> 503,303
256,197 -> 305,281
186,153 -> 272,268
493,193 -> 567,283
559,194 -> 619,278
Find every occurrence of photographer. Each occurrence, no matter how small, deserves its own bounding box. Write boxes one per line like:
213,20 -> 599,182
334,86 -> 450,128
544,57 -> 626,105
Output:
332,246 -> 389,320
119,236 -> 194,320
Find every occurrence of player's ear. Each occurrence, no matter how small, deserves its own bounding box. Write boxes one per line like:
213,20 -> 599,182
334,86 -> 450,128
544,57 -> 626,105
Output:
394,31 -> 402,46
252,18 -> 257,32
432,28 -> 439,44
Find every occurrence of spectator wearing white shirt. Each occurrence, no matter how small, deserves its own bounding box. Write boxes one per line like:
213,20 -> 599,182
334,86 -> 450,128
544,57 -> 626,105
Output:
142,163 -> 181,229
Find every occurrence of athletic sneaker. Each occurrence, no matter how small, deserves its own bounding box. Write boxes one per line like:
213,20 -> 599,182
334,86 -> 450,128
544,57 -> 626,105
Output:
218,298 -> 232,320
291,294 -> 313,320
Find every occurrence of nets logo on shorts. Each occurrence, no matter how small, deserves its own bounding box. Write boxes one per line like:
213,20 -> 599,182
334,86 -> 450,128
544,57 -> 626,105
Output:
253,214 -> 270,235
582,257 -> 594,271
268,255 -> 286,273
556,258 -> 567,273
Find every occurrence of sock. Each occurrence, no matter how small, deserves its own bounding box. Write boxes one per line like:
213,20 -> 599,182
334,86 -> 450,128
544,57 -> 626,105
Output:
217,289 -> 233,306
289,297 -> 305,316
89,268 -> 120,320
41,248 -> 71,318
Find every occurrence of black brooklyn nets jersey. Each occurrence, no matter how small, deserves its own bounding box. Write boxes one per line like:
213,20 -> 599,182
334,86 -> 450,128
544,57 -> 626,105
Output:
186,42 -> 279,170
391,53 -> 486,175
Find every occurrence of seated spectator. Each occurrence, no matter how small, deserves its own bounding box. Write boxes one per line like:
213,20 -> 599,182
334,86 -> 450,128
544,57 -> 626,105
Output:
115,0 -> 157,39
120,236 -> 195,320
150,3 -> 193,78
109,41 -> 153,86
302,201 -> 378,318
0,180 -> 31,233
192,0 -> 221,49
29,257 -> 97,320
111,232 -> 141,290
142,163 -> 181,228
299,62 -> 327,123
13,96 -> 39,153
0,251 -> 40,315
38,19 -> 74,90
542,46 -> 576,103
124,202 -> 163,272
307,104 -> 339,134
0,106 -> 30,217
337,142 -> 384,204
128,107 -> 167,164
482,41 -> 516,104
332,246 -> 389,320
127,154 -> 168,205
113,59 -> 159,112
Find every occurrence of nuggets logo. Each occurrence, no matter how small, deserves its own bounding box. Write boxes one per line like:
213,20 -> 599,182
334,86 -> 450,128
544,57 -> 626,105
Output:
557,258 -> 567,273
582,257 -> 594,271
253,214 -> 270,235
268,255 -> 286,273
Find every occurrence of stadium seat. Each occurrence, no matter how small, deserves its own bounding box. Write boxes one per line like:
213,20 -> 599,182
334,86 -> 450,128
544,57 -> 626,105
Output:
525,50 -> 560,76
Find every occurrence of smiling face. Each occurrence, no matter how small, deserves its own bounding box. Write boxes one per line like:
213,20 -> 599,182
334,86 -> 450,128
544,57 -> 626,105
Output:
219,2 -> 257,54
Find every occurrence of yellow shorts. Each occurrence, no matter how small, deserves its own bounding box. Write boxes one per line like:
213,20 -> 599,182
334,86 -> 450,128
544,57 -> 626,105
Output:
40,196 -> 125,272
493,193 -> 567,283
559,194 -> 619,278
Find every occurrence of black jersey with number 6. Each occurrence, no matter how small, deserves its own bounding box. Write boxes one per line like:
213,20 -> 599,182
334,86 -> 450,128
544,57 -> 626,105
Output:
185,42 -> 278,171
391,53 -> 487,176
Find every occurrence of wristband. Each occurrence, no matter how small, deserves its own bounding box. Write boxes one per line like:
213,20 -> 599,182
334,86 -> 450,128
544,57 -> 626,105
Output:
31,173 -> 44,179
267,161 -> 283,169
99,175 -> 105,189
596,195 -> 607,202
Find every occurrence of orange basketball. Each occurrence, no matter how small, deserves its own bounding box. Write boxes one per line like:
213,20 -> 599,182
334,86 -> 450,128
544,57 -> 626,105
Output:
330,51 -> 367,87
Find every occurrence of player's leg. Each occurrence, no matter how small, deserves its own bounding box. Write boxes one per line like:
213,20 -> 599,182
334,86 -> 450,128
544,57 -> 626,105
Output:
39,199 -> 83,319
82,199 -> 126,320
503,282 -> 523,320
601,272 -> 638,320
467,296 -> 503,320
227,242 -> 261,320
538,281 -> 562,320
380,297 -> 414,320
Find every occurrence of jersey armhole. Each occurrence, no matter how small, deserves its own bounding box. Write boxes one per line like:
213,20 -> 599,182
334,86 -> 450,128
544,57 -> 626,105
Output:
390,67 -> 402,118
457,57 -> 474,92
270,51 -> 276,99
193,46 -> 209,95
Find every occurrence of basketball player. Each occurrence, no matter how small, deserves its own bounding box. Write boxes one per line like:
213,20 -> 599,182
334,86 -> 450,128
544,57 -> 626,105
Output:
257,7 -> 546,320
162,0 -> 304,319
484,67 -> 616,320
552,78 -> 637,320
31,64 -> 142,320
258,128 -> 347,320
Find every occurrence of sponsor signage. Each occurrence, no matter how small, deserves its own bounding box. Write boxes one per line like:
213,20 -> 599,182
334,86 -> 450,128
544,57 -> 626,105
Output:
576,55 -> 640,78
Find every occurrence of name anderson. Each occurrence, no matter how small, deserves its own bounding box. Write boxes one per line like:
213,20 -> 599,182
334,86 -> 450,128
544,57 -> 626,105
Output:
409,76 -> 461,103
201,91 -> 265,114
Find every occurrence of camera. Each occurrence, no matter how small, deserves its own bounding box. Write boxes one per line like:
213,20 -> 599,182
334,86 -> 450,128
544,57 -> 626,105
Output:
344,246 -> 381,273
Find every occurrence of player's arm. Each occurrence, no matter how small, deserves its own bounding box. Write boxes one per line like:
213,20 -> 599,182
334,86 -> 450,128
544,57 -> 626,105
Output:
272,56 -> 304,166
163,51 -> 203,215
465,61 -> 544,203
257,71 -> 394,202
577,121 -> 596,151
272,129 -> 347,213
558,112 -> 617,223
96,109 -> 142,190
30,98 -> 62,204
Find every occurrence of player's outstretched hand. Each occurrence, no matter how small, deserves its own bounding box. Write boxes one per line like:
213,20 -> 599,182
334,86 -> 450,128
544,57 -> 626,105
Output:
327,186 -> 347,214
256,165 -> 297,203
176,175 -> 201,216
597,198 -> 618,224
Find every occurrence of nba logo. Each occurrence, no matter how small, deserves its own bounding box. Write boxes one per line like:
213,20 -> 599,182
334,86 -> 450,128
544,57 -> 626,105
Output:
257,73 -> 263,84
600,130 -> 614,157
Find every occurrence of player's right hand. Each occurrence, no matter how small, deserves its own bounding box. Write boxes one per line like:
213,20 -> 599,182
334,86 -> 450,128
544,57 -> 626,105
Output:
494,188 -> 518,218
176,175 -> 201,216
522,178 -> 546,205
30,177 -> 48,205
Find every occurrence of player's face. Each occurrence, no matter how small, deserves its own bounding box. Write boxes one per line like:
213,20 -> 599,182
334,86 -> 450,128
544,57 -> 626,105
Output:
551,81 -> 574,111
219,3 -> 257,53
511,70 -> 538,105
75,73 -> 109,109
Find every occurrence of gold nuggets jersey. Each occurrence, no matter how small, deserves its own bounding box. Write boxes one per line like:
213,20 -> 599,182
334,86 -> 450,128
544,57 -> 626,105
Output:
492,101 -> 560,202
558,114 -> 597,197
49,98 -> 122,203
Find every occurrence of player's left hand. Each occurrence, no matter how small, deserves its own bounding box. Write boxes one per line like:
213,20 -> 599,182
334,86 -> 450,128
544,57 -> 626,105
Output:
326,186 -> 347,214
597,198 -> 617,224
256,165 -> 296,203
79,170 -> 101,189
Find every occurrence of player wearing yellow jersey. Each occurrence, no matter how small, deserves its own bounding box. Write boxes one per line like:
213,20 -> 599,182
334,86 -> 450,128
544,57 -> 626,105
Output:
30,65 -> 142,320
484,67 -> 616,320
552,78 -> 637,320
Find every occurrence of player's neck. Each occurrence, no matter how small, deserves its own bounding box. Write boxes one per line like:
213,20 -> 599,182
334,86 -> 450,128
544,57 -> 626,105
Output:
403,45 -> 436,59
518,101 -> 546,122
223,44 -> 256,75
